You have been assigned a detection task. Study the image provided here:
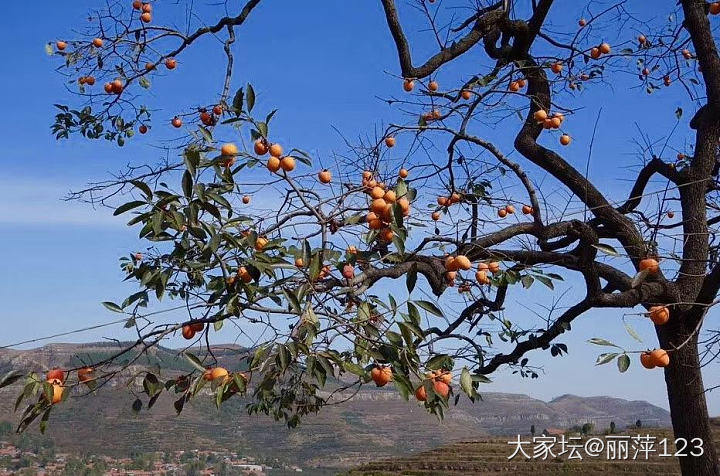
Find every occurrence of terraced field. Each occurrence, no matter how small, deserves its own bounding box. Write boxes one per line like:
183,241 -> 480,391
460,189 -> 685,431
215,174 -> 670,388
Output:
348,420 -> 720,475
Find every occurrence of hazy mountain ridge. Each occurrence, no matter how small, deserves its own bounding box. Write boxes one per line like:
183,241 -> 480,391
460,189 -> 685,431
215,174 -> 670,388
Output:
0,343 -> 671,470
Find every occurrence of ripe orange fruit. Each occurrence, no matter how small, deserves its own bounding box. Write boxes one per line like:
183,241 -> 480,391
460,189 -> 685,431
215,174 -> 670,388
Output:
477,262 -> 489,271
380,228 -> 394,242
56,41 -> 67,51
551,62 -> 563,74
385,136 -> 396,147
415,385 -> 427,401
533,110 -> 548,122
212,105 -> 223,116
509,81 -> 520,92
384,190 -> 397,203
50,383 -> 64,405
253,139 -> 268,156
403,79 -> 414,92
428,80 -> 439,92
649,306 -> 670,325
450,192 -> 462,204
238,266 -> 253,282
133,0 -> 142,9
642,68 -> 650,76
347,245 -> 357,254
254,237 -> 268,251
47,368 -> 65,383
599,43 -> 611,54
242,195 -> 251,204
640,352 -> 655,369
505,205 -> 515,214
431,108 -> 441,119
269,143 -> 283,158
517,79 -> 526,88
221,143 -> 238,156
649,349 -> 670,368
362,170 -> 373,180
165,58 -> 177,70
664,76 -> 671,86
682,49 -> 692,59
267,156 -> 281,172
639,258 -> 659,274
498,208 -> 507,218
461,89 -> 472,100
280,156 -> 295,172
182,325 -> 196,339
550,117 -> 562,128
488,261 -> 500,273
318,169 -> 332,184
475,270 -> 490,284
92,38 -> 104,48
85,76 -> 96,86
294,257 -> 304,268
711,2 -> 720,14
141,3 -> 152,12
371,198 -> 388,214
454,255 -> 472,271
638,35 -> 646,45
543,118 -> 554,130
399,168 -> 409,179
190,322 -> 205,332
560,134 -> 571,146
445,256 -> 459,272
368,218 -> 384,230
522,205 -> 533,214
433,380 -> 450,398
111,79 -> 124,94
171,116 -> 182,128
431,211 -> 441,221
578,18 -> 587,27
199,111 -> 213,126
145,62 -> 155,71
590,47 -> 601,59
204,367 -> 229,382
370,186 -> 385,199
141,12 -> 152,23
437,196 -> 449,207
667,211 -> 674,218
78,367 -> 95,383
436,370 -> 452,385
139,124 -> 148,134
371,366 -> 393,387
398,197 -> 410,215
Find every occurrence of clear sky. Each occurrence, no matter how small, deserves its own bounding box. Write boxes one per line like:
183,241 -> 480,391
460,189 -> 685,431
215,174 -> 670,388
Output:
0,0 -> 718,416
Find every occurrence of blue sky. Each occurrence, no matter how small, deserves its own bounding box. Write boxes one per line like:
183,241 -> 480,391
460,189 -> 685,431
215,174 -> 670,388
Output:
0,0 -> 718,416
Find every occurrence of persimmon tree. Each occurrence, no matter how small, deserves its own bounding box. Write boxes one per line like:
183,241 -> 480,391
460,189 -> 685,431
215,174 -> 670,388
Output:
3,0 -> 720,474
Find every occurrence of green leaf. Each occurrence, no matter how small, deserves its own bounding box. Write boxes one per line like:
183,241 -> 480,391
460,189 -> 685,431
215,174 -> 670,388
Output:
624,321 -> 643,343
342,361 -> 366,377
232,87 -> 244,113
414,300 -> 444,317
0,370 -> 24,389
246,83 -> 256,112
406,264 -> 417,293
113,201 -> 146,216
182,170 -> 193,198
101,301 -> 124,313
460,367 -> 474,397
595,352 -> 619,365
130,180 -> 153,200
588,338 -> 621,348
592,243 -> 619,256
617,354 -> 630,373
183,352 -> 206,372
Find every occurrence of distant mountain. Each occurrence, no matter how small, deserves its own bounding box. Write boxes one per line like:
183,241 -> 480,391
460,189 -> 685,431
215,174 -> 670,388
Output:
0,343 -> 671,471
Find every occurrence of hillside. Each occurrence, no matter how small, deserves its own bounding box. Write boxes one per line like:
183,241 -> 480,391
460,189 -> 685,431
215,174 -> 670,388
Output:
0,343 -> 672,471
348,419 -> 720,475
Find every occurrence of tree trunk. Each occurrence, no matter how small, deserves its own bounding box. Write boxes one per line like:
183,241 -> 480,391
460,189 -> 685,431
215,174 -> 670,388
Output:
660,321 -> 719,475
